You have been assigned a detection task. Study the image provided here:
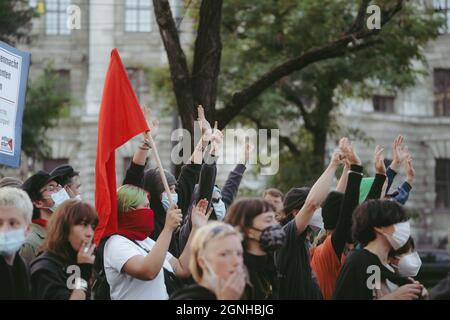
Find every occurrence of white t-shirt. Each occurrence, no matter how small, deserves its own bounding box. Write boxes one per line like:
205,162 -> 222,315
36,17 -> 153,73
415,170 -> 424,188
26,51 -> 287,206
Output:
104,235 -> 174,300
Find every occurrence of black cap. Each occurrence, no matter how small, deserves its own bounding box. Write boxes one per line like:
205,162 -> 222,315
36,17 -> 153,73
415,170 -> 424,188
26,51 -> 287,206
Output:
22,171 -> 54,201
49,164 -> 79,186
144,168 -> 177,197
283,187 -> 311,215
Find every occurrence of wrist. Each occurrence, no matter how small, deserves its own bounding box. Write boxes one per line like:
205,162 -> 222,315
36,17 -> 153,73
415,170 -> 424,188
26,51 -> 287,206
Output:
74,278 -> 88,292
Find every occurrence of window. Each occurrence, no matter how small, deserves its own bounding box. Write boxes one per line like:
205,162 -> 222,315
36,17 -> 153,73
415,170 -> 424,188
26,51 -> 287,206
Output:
434,0 -> 450,33
43,158 -> 69,173
45,0 -> 71,35
434,69 -> 450,116
126,68 -> 148,102
125,0 -> 152,32
436,159 -> 450,209
373,95 -> 395,113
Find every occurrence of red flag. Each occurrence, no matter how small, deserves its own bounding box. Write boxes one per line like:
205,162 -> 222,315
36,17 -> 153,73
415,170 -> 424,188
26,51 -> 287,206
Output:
94,49 -> 149,244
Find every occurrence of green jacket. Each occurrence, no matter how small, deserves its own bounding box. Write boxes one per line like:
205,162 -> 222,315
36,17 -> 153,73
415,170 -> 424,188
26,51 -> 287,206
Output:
19,223 -> 47,266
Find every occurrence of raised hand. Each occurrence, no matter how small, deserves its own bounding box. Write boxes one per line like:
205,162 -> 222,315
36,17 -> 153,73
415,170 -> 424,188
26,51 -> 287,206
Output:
405,154 -> 415,185
374,145 -> 386,175
330,148 -> 345,168
391,135 -> 409,171
239,142 -> 255,164
210,121 -> 224,157
339,137 -> 361,166
198,105 -> 212,143
191,199 -> 213,229
215,266 -> 247,300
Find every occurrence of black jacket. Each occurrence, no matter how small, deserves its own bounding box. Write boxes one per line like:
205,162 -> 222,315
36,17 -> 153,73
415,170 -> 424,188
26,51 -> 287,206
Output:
30,251 -> 72,300
0,253 -> 31,299
170,284 -> 216,300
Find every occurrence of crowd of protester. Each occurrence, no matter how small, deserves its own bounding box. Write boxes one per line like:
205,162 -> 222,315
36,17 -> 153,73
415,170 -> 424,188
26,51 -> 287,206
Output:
1,107 -> 450,300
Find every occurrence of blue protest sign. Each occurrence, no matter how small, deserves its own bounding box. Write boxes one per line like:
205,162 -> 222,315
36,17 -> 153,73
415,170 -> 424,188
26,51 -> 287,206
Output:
0,41 -> 31,168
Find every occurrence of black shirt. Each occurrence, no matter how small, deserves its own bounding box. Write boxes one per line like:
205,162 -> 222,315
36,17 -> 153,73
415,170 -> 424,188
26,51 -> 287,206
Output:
275,219 -> 323,299
0,253 -> 31,299
170,284 -> 216,300
243,252 -> 277,300
333,249 -> 410,300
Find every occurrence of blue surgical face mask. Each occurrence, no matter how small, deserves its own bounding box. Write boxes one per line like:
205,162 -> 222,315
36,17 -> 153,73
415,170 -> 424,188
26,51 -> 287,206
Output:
161,192 -> 178,210
0,228 -> 26,257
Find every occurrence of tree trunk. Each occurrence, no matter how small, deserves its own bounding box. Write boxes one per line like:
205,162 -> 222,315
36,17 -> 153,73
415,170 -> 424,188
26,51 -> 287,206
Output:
192,0 -> 223,121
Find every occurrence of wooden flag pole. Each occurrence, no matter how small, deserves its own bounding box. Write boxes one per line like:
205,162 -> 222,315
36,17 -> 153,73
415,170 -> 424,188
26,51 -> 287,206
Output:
146,132 -> 175,208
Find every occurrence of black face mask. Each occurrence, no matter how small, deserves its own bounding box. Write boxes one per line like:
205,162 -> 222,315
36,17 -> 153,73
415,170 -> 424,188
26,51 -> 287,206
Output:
252,224 -> 286,253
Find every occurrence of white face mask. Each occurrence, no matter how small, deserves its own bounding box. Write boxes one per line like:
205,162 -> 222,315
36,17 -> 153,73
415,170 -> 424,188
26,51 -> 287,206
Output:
212,200 -> 226,221
46,189 -> 70,212
0,228 -> 26,257
385,221 -> 410,250
309,207 -> 324,230
396,251 -> 422,277
75,194 -> 82,201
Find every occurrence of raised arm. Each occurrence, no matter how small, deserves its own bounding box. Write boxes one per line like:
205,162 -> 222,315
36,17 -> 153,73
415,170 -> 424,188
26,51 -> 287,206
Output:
331,138 -> 363,257
365,145 -> 387,201
122,131 -> 151,187
221,143 -> 252,208
295,149 -> 343,235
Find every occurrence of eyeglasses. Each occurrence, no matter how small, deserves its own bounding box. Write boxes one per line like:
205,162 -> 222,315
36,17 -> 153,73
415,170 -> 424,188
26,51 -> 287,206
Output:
40,183 -> 61,194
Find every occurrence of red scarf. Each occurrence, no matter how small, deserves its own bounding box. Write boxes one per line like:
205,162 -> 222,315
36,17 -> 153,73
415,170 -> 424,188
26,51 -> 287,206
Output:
32,219 -> 48,229
117,208 -> 154,241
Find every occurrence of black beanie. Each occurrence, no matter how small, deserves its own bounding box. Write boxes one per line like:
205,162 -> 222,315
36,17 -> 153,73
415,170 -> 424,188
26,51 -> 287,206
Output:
143,168 -> 177,197
321,191 -> 344,230
283,187 -> 311,215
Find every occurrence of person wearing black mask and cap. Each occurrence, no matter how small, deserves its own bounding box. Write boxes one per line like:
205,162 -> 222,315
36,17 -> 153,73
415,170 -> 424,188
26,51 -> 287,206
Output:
50,164 -> 81,200
20,171 -> 70,265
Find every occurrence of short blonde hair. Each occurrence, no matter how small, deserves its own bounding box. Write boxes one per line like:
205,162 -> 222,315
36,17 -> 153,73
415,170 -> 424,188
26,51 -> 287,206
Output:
189,221 -> 242,283
0,187 -> 33,223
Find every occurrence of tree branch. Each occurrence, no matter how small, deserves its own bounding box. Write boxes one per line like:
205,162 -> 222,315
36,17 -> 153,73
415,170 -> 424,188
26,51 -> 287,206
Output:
216,0 -> 405,129
349,0 -> 372,34
280,82 -> 314,131
243,114 -> 301,156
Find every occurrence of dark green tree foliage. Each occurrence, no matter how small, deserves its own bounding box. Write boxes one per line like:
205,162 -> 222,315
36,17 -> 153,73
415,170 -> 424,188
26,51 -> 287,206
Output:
22,65 -> 70,159
0,0 -> 35,44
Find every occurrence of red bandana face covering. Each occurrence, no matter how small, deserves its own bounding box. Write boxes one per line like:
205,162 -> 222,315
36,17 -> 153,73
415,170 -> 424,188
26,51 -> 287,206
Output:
117,208 -> 154,241
32,219 -> 48,229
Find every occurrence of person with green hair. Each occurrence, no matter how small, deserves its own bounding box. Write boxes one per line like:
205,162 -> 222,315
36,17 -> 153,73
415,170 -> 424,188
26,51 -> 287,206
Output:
103,184 -> 212,300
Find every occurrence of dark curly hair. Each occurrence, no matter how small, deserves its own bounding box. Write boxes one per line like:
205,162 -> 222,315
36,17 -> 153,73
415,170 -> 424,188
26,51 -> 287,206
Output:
352,199 -> 409,246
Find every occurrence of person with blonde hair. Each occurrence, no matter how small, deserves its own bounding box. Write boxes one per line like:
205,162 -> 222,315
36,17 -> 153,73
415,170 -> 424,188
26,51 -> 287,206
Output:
0,187 -> 33,299
171,221 -> 246,300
